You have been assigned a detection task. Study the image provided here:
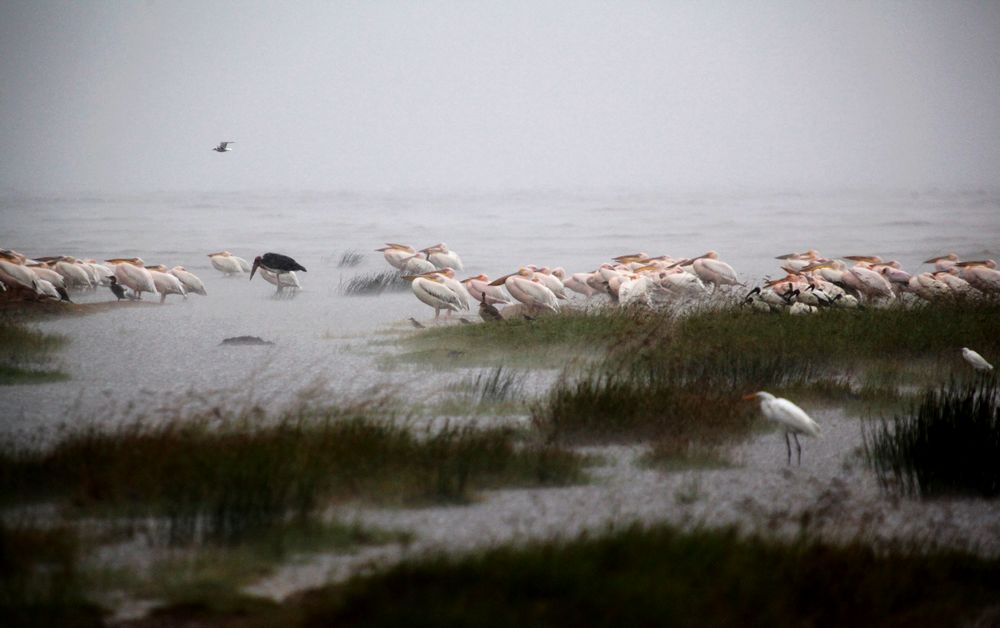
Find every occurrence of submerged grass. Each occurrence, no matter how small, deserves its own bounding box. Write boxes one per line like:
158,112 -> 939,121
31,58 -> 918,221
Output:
0,407 -> 585,545
342,270 -> 409,295
281,523 -> 1000,628
864,375 -> 1000,498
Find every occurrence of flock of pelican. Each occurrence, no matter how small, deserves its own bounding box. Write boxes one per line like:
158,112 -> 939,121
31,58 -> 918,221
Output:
0,249 -> 206,303
380,243 -> 1000,322
0,248 -> 311,304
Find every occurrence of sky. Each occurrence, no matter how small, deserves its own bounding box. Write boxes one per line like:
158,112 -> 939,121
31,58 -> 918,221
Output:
1,1 -> 999,193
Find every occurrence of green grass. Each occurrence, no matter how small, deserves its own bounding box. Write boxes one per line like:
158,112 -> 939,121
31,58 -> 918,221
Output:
256,524 -> 1000,627
864,375 -> 1000,498
0,407 -> 585,545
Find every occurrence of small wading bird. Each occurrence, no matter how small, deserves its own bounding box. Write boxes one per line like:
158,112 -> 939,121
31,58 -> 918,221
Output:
212,141 -> 234,152
744,391 -> 821,466
962,347 -> 993,372
249,253 -> 307,291
108,276 -> 128,301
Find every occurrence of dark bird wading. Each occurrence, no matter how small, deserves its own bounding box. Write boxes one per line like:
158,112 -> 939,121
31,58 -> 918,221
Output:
250,253 -> 307,283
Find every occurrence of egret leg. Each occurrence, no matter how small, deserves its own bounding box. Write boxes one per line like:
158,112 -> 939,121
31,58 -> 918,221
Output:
784,432 -> 791,465
793,433 -> 802,466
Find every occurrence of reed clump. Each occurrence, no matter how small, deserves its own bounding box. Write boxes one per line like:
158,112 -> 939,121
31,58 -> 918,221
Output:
0,408 -> 585,545
343,270 -> 409,295
337,250 -> 364,267
289,524 -> 1000,628
864,376 -> 1000,498
0,318 -> 68,385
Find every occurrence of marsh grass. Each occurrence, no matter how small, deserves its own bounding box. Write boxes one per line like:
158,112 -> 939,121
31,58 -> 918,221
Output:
0,408 -> 585,545
337,250 -> 364,268
864,376 -> 1000,498
0,318 -> 68,385
0,522 -> 103,628
287,524 -> 1000,628
342,270 -> 409,295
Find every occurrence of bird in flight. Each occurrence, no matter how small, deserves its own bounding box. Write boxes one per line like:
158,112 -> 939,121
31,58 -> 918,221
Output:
212,141 -> 235,152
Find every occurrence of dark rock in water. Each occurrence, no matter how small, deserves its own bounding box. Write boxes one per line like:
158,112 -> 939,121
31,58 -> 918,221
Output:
220,335 -> 274,346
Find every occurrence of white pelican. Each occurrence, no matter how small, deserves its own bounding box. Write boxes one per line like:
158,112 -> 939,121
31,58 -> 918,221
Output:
208,251 -> 246,276
490,268 -> 560,314
775,249 -> 823,273
423,243 -> 464,271
0,259 -> 38,290
406,274 -> 463,318
682,251 -> 739,289
213,141 -> 234,152
934,271 -> 976,297
907,272 -> 951,302
401,252 -> 437,275
962,348 -> 993,372
955,260 -> 1000,295
85,260 -> 114,286
144,267 -> 187,303
52,259 -> 93,289
106,258 -> 158,299
563,272 -> 601,297
33,279 -> 67,301
846,262 -> 894,301
924,253 -> 960,272
618,272 -> 654,307
376,243 -> 417,270
169,266 -> 207,296
529,267 -> 569,300
461,274 -> 511,306
744,391 -> 821,465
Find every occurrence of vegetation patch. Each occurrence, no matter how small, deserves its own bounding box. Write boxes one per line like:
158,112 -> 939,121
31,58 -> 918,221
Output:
342,270 -> 409,295
864,376 -> 1000,498
0,318 -> 68,385
337,250 -> 364,268
0,407 -> 586,545
273,524 -> 1000,627
0,522 -> 104,628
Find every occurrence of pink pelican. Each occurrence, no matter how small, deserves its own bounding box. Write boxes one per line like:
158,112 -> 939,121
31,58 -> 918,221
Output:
208,251 -> 246,276
490,268 -> 560,314
461,274 -> 511,305
406,273 -> 463,318
376,243 -> 417,270
422,243 -> 464,271
106,258 -> 158,299
955,260 -> 1000,295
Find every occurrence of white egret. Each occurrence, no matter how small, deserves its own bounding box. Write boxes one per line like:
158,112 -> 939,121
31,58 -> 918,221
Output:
744,391 -> 821,465
961,348 -> 993,372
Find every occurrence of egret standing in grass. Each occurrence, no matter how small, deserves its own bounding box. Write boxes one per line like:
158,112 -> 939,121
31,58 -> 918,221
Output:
744,391 -> 821,466
961,348 -> 994,372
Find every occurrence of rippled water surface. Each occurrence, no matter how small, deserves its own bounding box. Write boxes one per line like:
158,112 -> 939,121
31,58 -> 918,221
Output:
2,189 -> 998,436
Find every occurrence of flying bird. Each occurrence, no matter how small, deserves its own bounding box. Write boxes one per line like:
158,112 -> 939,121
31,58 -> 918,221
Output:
744,391 -> 821,466
213,141 -> 235,152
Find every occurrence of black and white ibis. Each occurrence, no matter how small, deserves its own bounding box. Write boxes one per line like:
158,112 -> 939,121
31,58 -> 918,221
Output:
250,253 -> 307,291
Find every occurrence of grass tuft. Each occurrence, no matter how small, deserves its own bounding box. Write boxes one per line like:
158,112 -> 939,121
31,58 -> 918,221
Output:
342,270 -> 409,295
0,318 -> 68,385
864,375 -> 1000,498
337,250 -> 364,268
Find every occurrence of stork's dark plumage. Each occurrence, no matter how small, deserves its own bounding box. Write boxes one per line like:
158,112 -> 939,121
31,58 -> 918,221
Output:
250,253 -> 307,281
109,276 -> 127,301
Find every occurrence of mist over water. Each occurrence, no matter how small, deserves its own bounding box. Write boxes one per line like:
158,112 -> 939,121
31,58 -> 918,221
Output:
2,188 -> 998,437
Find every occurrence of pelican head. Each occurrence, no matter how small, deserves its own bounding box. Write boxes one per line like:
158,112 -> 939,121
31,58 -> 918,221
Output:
207,251 -> 231,257
923,253 -> 958,264
743,391 -> 776,402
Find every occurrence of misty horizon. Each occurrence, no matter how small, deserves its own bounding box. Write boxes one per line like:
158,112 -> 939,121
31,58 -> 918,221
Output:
2,1 -> 999,195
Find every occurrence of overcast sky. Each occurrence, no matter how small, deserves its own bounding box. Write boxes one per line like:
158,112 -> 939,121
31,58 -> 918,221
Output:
2,1 -> 999,193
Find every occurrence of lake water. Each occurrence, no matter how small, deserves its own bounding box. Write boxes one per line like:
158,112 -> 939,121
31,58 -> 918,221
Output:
2,188 -> 998,437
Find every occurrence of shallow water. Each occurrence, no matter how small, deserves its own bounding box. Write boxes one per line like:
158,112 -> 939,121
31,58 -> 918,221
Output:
2,188 -> 998,437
